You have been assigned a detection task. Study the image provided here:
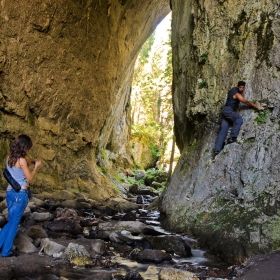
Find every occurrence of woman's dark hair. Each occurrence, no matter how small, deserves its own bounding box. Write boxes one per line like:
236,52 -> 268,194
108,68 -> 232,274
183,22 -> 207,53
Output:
8,134 -> 33,167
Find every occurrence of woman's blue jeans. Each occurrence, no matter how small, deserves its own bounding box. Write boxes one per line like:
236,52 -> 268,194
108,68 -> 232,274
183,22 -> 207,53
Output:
0,189 -> 28,257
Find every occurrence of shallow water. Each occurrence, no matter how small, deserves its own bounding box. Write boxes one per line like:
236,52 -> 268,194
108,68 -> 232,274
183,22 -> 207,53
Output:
18,209 -> 232,280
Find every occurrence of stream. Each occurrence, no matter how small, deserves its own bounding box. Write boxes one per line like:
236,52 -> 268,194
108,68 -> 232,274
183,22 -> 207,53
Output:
16,201 -> 234,280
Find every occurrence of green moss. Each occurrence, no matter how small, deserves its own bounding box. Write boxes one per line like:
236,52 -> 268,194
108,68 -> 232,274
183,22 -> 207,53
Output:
266,217 -> 280,250
98,166 -> 108,174
199,53 -> 208,64
100,149 -> 106,159
244,137 -> 255,143
255,12 -> 274,66
198,80 -> 208,89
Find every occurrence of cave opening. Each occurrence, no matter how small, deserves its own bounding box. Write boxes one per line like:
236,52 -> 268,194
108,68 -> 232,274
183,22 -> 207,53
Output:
130,13 -> 179,174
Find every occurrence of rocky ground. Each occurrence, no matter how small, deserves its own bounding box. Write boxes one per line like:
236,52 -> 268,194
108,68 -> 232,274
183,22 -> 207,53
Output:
0,170 -> 279,280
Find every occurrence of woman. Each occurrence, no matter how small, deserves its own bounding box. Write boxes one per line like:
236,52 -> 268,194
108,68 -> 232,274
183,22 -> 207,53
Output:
0,134 -> 41,257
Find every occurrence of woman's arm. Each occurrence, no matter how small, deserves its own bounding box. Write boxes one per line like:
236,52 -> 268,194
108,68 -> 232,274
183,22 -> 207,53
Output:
19,157 -> 41,182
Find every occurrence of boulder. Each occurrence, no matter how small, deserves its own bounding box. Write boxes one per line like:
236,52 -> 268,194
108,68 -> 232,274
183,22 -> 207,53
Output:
159,268 -> 199,280
149,235 -> 192,257
40,238 -> 66,257
65,242 -> 92,266
25,225 -> 48,239
129,184 -> 158,196
29,196 -> 45,208
123,271 -> 144,280
96,221 -> 153,239
135,170 -> 146,180
14,232 -> 37,253
135,249 -> 171,263
31,212 -> 54,222
47,219 -> 82,235
91,239 -> 106,255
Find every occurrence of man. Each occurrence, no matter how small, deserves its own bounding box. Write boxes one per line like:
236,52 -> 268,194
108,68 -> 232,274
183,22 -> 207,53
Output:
214,81 -> 263,156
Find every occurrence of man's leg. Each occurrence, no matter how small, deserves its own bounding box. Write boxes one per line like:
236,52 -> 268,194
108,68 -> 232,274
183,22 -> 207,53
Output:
214,118 -> 230,152
229,113 -> 243,139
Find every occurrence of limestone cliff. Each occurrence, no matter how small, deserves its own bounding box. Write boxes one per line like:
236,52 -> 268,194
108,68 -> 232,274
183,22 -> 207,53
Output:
160,0 -> 280,263
0,0 -> 170,196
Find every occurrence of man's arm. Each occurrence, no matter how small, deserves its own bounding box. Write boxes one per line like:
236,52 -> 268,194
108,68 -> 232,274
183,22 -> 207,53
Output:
234,93 -> 262,110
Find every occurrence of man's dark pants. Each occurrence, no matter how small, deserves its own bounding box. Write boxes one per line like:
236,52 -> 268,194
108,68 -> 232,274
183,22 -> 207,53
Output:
214,106 -> 243,152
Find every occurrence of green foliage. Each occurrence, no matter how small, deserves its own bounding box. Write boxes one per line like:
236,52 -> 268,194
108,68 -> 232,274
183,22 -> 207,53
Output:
198,80 -> 208,89
127,178 -> 135,184
244,138 -> 255,143
131,24 -> 173,165
149,143 -> 159,158
199,53 -> 208,63
100,149 -> 106,159
139,33 -> 155,63
98,166 -> 108,174
254,110 -> 269,123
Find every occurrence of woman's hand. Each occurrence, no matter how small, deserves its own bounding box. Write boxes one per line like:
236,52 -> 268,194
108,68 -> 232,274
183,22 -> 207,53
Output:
34,160 -> 42,169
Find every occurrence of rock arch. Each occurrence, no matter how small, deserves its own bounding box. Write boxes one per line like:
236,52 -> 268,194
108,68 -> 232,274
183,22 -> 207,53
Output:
0,0 -> 170,197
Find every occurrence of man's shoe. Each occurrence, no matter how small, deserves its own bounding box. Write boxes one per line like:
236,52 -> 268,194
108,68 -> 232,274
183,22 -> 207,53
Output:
227,137 -> 237,144
213,150 -> 220,158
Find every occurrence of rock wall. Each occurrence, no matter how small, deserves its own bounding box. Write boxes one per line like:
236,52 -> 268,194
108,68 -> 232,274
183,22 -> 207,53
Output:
160,0 -> 280,263
0,0 -> 170,196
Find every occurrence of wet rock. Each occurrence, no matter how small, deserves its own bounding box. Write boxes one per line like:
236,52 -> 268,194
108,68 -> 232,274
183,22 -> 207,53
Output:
145,266 -> 160,276
96,221 -> 154,239
56,207 -> 80,220
65,242 -> 92,266
105,197 -> 140,213
122,211 -> 137,221
25,225 -> 48,239
80,217 -> 99,227
91,239 -> 106,255
123,271 -> 144,280
136,195 -> 144,204
112,213 -> 126,220
135,170 -> 146,180
159,268 -> 199,280
47,207 -> 82,234
135,249 -> 171,263
47,218 -> 82,234
129,184 -> 158,196
149,235 -> 192,257
0,214 -> 6,227
141,227 -> 166,236
40,238 -> 66,257
84,271 -> 112,280
145,220 -> 161,226
31,212 -> 54,222
119,230 -> 144,243
14,232 -> 37,253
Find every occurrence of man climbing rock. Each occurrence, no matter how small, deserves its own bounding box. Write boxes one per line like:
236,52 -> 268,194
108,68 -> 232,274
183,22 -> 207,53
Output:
214,81 -> 263,156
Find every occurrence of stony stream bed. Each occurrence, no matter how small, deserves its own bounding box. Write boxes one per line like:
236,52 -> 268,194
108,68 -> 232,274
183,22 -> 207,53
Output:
0,189 -> 238,280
